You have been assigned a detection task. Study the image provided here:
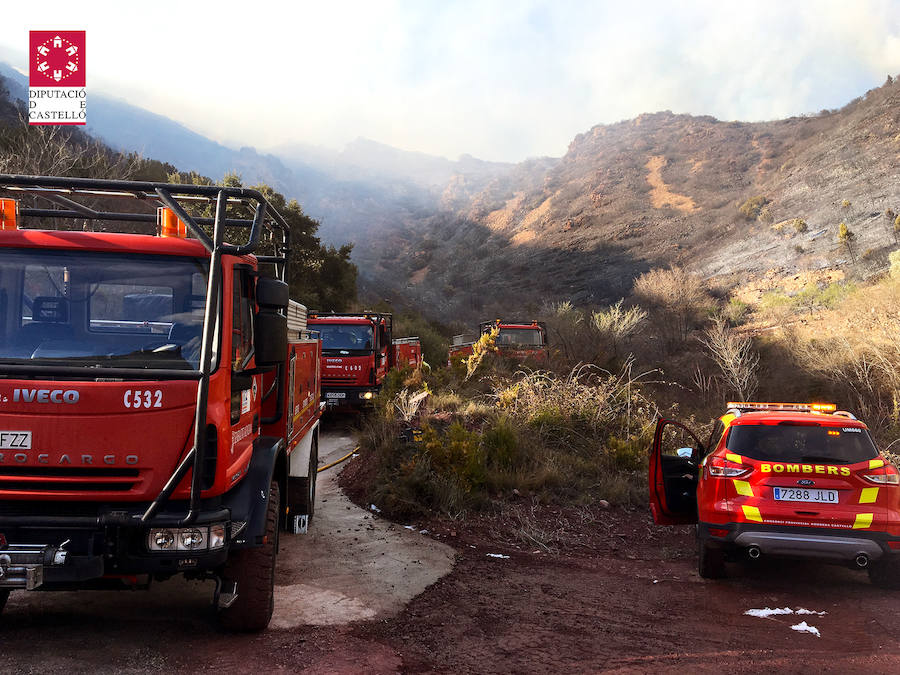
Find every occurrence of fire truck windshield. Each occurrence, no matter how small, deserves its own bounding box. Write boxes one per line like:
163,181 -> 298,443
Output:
498,328 -> 543,346
317,324 -> 374,354
0,249 -> 213,371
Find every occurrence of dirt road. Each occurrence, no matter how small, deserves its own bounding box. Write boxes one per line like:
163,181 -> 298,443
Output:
3,426 -> 900,673
0,427 -> 455,673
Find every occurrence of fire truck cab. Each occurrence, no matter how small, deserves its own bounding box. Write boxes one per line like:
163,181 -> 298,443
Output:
650,402 -> 900,586
0,176 -> 323,631
448,319 -> 548,365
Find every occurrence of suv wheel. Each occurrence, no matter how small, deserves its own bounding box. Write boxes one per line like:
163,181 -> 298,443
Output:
868,556 -> 900,589
698,536 -> 726,579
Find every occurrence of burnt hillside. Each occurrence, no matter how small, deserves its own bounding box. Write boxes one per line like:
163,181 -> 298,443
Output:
350,76 -> 900,325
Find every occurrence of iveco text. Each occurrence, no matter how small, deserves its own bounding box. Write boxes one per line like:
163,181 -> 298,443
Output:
11,389 -> 79,404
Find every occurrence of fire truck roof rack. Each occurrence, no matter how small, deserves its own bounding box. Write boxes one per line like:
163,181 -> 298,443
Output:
392,336 -> 420,344
0,174 -> 291,275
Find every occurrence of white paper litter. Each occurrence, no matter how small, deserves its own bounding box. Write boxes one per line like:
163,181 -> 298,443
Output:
791,621 -> 821,637
744,607 -> 794,618
486,553 -> 510,559
369,504 -> 381,513
744,607 -> 827,619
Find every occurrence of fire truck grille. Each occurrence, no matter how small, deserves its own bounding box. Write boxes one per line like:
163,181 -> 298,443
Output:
0,468 -> 140,493
323,375 -> 358,383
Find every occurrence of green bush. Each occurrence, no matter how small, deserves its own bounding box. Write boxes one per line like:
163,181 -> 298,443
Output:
738,195 -> 769,220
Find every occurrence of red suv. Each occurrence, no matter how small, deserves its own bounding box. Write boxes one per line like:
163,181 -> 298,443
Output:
650,402 -> 900,585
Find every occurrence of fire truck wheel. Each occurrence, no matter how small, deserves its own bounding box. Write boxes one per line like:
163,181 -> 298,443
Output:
295,438 -> 319,523
0,589 -> 8,614
868,556 -> 900,589
218,480 -> 280,632
697,537 -> 726,579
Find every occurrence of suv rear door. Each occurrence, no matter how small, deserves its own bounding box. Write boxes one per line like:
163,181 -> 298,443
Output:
649,418 -> 705,525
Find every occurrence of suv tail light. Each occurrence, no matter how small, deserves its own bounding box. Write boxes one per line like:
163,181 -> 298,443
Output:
863,463 -> 900,485
707,456 -> 751,478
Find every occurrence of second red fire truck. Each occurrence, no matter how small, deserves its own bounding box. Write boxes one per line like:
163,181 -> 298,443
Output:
307,312 -> 422,408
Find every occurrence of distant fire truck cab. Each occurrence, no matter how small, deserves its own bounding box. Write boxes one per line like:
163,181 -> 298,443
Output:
308,312 -> 421,409
448,319 -> 548,365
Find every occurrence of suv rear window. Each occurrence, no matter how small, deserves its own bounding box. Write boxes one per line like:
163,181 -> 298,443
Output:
726,423 -> 878,464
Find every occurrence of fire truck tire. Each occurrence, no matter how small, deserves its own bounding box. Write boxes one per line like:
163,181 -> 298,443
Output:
868,557 -> 900,589
296,437 -> 319,522
218,480 -> 280,632
697,538 -> 726,579
0,589 -> 8,614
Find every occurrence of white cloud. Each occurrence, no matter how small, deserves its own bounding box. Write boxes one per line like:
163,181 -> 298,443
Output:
0,0 -> 899,161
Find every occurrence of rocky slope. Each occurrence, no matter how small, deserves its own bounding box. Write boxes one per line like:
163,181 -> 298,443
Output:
351,76 -> 900,324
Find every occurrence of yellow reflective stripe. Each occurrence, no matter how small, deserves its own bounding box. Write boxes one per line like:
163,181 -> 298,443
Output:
852,513 -> 874,530
859,487 -> 879,504
733,479 -> 754,497
726,453 -> 742,464
870,459 -> 885,470
742,505 -> 763,522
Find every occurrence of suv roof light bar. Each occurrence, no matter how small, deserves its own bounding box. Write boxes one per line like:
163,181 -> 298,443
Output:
726,401 -> 838,413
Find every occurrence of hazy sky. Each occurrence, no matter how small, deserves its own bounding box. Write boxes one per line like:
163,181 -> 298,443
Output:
2,0 -> 900,162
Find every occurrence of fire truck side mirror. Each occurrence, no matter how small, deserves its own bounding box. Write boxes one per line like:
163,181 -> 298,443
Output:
254,310 -> 287,366
253,277 -> 289,367
256,278 -> 289,310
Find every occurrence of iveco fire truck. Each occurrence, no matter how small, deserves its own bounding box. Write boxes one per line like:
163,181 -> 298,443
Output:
307,312 -> 421,408
0,175 -> 322,631
448,319 -> 548,365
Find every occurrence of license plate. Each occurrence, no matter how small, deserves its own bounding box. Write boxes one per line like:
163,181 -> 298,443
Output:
773,487 -> 839,503
325,392 -> 346,399
0,431 -> 31,450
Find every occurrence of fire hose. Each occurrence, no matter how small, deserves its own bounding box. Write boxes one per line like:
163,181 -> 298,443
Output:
316,447 -> 359,473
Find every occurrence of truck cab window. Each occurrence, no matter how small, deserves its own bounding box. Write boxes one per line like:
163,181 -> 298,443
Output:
232,269 -> 254,371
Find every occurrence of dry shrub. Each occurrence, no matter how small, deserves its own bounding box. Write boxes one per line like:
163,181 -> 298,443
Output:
633,267 -> 711,349
591,300 -> 647,357
790,280 -> 900,433
699,320 -> 759,400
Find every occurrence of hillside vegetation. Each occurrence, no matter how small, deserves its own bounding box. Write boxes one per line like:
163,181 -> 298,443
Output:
343,76 -> 900,327
346,258 -> 900,522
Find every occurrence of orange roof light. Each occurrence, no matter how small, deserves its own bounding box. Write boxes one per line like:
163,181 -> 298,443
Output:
727,401 -> 837,413
0,198 -> 18,230
157,207 -> 187,238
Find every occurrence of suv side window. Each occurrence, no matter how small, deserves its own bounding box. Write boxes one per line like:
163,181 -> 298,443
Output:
705,420 -> 725,458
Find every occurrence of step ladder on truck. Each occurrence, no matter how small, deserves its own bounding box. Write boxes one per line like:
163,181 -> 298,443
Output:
0,174 -> 323,631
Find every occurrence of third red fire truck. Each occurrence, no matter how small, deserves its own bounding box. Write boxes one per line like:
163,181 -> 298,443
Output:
448,319 -> 548,366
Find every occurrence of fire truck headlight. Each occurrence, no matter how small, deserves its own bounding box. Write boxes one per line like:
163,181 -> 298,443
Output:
149,529 -> 176,551
361,391 -> 374,400
209,523 -> 226,549
177,527 -> 207,551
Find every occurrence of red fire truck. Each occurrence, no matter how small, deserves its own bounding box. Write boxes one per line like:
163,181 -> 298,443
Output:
307,312 -> 421,408
393,336 -> 424,371
0,175 -> 323,631
448,319 -> 548,365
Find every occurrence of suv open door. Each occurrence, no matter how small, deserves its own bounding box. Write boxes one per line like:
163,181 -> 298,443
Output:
649,418 -> 705,525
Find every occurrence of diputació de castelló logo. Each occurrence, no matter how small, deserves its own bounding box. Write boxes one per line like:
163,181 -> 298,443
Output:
29,31 -> 86,125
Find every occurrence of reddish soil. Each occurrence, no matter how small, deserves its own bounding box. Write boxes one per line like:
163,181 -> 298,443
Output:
4,478 -> 900,672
